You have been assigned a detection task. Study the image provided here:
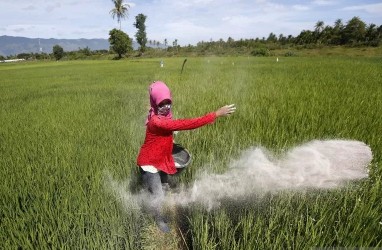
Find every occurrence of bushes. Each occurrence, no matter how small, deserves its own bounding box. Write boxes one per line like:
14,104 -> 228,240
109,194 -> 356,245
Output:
251,48 -> 298,57
285,51 -> 297,57
251,48 -> 271,56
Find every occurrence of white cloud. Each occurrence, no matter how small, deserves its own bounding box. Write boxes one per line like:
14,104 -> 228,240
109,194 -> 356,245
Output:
45,3 -> 61,13
312,0 -> 337,6
161,0 -> 214,9
127,2 -> 136,8
293,5 -> 310,11
263,2 -> 288,12
22,5 -> 36,11
149,20 -> 214,44
343,3 -> 382,14
221,15 -> 256,26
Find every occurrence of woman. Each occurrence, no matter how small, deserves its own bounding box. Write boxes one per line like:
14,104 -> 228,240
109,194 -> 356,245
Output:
137,81 -> 235,232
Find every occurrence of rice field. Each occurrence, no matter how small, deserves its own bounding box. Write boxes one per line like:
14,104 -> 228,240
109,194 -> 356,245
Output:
0,55 -> 381,249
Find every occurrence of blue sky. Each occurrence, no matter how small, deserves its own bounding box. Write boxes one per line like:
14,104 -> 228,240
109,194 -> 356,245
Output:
1,0 -> 381,45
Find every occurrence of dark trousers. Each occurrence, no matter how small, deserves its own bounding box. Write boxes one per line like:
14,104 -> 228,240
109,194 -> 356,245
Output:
140,169 -> 169,219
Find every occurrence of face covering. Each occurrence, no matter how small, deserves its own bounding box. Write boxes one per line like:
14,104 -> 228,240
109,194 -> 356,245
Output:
146,81 -> 173,124
157,104 -> 171,116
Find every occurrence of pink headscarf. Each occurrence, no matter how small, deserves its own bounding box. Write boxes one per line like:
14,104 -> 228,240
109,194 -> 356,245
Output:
146,81 -> 172,124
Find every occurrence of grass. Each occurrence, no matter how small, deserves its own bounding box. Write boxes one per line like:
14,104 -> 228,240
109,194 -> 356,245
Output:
0,54 -> 381,249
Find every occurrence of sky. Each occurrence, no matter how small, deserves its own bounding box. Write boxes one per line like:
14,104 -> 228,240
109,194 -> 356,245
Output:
1,0 -> 381,46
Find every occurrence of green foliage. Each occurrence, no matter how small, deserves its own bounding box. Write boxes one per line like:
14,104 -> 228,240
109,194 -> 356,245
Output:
251,47 -> 271,56
64,47 -> 97,60
52,45 -> 64,60
343,16 -> 367,45
0,57 -> 381,248
79,46 -> 91,56
16,53 -> 31,59
182,16 -> 380,53
285,51 -> 296,57
134,13 -> 148,53
108,28 -> 132,59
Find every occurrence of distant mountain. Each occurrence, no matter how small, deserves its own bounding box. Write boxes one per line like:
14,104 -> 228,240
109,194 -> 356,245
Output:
0,35 -> 142,56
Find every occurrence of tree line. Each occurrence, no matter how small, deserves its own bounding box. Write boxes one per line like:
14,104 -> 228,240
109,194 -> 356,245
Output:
1,0 -> 380,61
106,0 -> 381,56
193,17 -> 381,53
106,0 -> 381,57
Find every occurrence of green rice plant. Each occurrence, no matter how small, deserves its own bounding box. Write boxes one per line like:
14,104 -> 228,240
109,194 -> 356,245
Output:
0,55 -> 381,249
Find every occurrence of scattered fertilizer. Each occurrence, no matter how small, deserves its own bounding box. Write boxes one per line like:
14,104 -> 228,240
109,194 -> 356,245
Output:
107,139 -> 372,211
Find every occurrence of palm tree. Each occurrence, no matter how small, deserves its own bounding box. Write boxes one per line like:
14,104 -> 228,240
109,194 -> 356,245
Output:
332,19 -> 344,45
334,19 -> 343,30
110,0 -> 130,30
315,21 -> 325,33
314,21 -> 325,44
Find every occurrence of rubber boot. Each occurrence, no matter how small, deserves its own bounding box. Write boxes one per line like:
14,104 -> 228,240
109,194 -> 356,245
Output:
155,216 -> 170,233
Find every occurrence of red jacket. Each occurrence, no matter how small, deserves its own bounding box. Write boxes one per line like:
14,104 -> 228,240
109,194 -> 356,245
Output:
137,112 -> 216,174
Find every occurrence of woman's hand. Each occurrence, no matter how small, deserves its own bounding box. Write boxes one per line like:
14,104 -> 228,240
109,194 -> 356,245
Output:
215,104 -> 236,117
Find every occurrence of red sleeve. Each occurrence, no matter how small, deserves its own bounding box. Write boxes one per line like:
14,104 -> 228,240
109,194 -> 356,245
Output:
150,112 -> 216,132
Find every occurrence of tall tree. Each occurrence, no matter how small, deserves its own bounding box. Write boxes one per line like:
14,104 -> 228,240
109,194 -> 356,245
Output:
314,20 -> 325,44
173,39 -> 178,52
315,21 -> 325,33
109,28 -> 132,58
52,45 -> 64,60
295,30 -> 315,44
332,19 -> 344,45
278,34 -> 287,45
134,13 -> 148,53
365,24 -> 378,43
343,16 -> 366,45
267,32 -> 277,43
110,0 -> 130,30
334,19 -> 344,30
320,25 -> 333,45
377,25 -> 382,45
173,39 -> 178,47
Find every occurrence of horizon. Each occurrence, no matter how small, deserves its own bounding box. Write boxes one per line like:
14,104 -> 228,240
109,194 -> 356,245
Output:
1,1 -> 381,46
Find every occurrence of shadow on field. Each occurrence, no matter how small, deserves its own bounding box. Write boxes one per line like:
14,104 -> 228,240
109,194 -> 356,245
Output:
166,195 -> 271,249
169,190 -> 327,249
